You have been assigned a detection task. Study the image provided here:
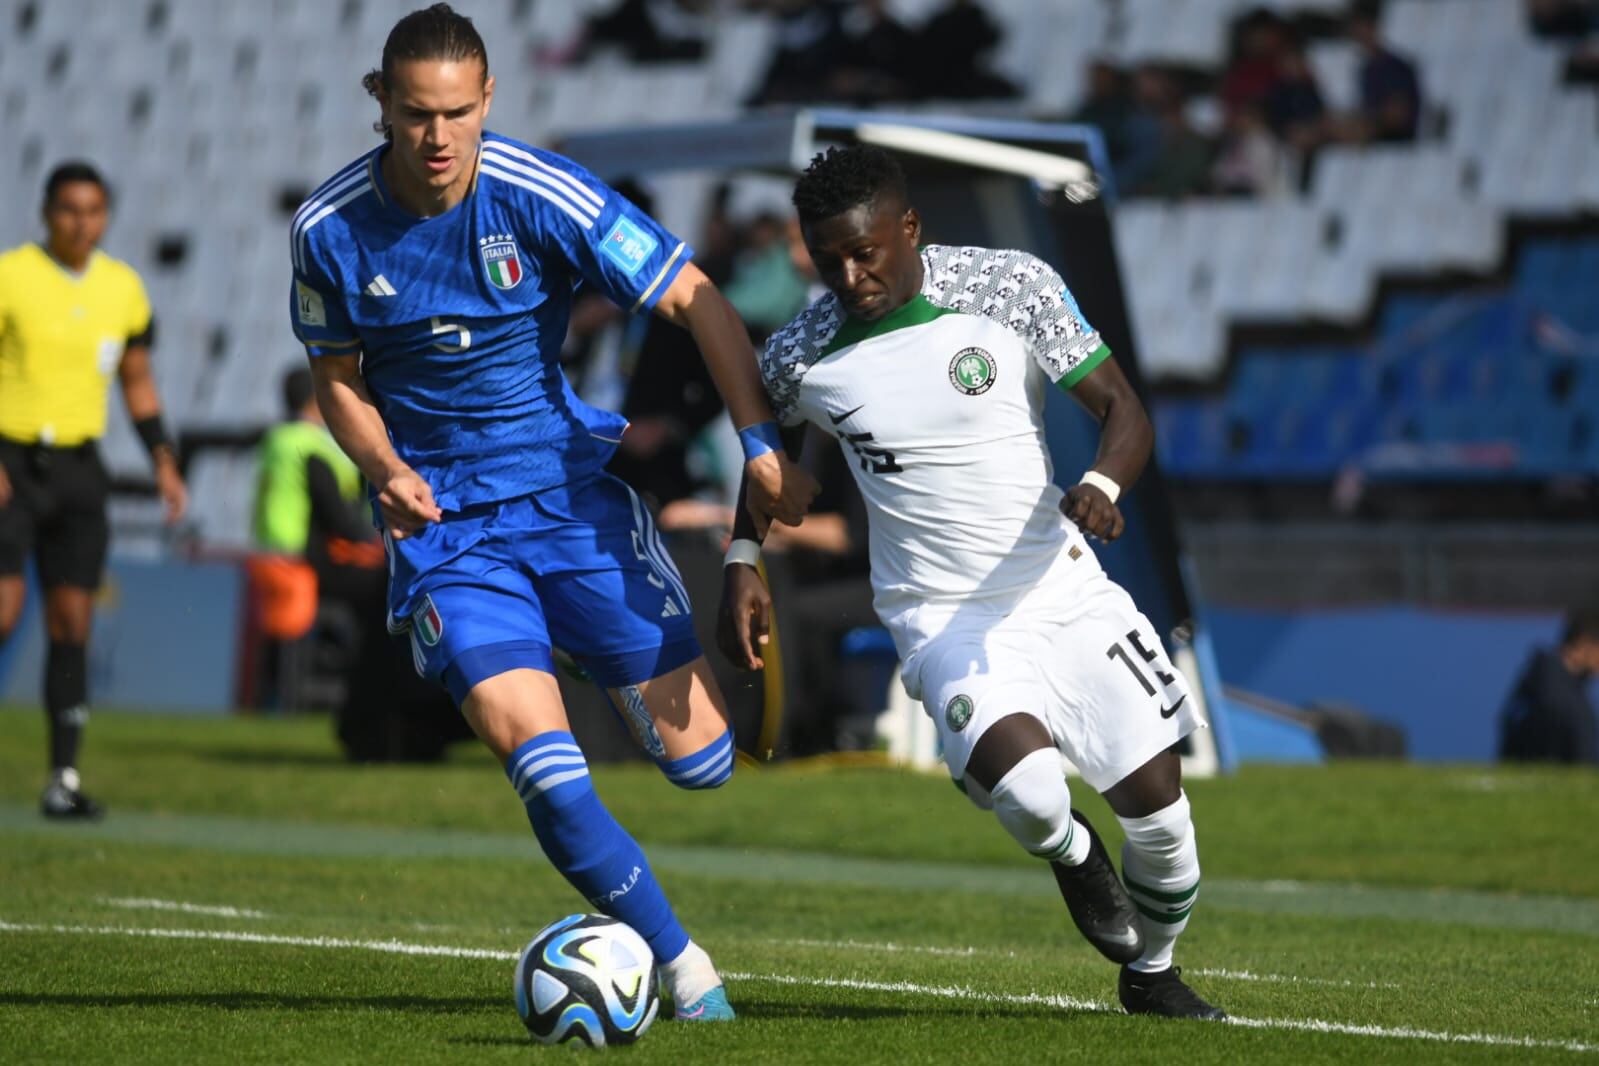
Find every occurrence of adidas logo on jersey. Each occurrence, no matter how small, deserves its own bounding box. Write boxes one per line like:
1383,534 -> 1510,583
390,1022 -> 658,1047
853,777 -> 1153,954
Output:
364,275 -> 397,297
660,599 -> 682,619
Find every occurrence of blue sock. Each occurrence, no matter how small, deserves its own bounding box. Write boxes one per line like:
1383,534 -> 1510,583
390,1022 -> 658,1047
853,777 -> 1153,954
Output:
657,730 -> 734,790
506,731 -> 690,963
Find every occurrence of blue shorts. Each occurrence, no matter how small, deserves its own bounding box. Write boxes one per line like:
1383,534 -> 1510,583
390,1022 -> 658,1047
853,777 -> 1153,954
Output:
384,473 -> 701,704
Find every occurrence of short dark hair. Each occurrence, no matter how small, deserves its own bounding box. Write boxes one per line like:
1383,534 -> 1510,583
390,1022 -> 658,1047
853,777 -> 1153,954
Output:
792,145 -> 908,226
43,161 -> 109,209
1562,609 -> 1599,647
362,3 -> 489,140
283,367 -> 316,417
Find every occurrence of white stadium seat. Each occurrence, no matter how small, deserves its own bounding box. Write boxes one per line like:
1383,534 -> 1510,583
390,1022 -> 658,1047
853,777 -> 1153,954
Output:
1,0 -> 1592,527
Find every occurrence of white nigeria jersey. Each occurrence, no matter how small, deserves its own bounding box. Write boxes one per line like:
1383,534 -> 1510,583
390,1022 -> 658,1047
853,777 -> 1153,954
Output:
759,244 -> 1112,628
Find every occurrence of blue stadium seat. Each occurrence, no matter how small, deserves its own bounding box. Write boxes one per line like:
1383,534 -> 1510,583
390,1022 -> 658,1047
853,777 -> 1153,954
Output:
1515,240 -> 1570,293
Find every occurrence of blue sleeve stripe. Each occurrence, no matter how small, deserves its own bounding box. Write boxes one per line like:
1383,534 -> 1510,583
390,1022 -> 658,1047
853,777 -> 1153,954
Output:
483,140 -> 605,212
481,163 -> 599,230
630,241 -> 687,313
293,178 -> 373,273
292,158 -> 366,229
291,167 -> 369,263
481,151 -> 601,219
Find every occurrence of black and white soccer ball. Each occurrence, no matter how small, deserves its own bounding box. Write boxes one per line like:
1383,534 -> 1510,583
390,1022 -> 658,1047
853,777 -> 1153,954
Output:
514,914 -> 660,1047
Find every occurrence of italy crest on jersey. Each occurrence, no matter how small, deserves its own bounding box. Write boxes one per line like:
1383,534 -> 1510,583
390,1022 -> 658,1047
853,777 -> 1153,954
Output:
479,233 -> 524,290
415,594 -> 445,646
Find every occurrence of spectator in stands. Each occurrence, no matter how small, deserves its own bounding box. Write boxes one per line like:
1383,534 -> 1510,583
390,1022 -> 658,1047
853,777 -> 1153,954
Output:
1264,42 -> 1328,154
910,0 -> 1019,100
1527,0 -> 1599,85
722,214 -> 813,336
1212,102 -> 1291,198
1499,609 -> 1599,764
1525,0 -> 1597,39
1348,7 -> 1423,143
1219,8 -> 1290,122
0,161 -> 187,820
1071,61 -> 1149,193
1129,67 -> 1214,200
564,0 -> 708,64
748,0 -> 848,105
830,0 -> 918,104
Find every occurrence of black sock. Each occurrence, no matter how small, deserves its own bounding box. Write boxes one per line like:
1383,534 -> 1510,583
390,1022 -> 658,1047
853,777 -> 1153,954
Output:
44,641 -> 88,774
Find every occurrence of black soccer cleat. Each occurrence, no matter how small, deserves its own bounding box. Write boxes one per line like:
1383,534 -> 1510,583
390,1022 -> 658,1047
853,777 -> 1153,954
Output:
41,784 -> 104,821
1049,810 -> 1145,964
1118,965 -> 1227,1020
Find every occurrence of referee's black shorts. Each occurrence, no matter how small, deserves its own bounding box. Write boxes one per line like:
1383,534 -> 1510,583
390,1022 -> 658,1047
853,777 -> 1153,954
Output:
0,436 -> 111,590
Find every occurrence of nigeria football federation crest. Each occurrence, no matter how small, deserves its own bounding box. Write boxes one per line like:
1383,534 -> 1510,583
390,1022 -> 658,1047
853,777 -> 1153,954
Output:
945,694 -> 973,732
949,347 -> 996,395
479,233 -> 524,290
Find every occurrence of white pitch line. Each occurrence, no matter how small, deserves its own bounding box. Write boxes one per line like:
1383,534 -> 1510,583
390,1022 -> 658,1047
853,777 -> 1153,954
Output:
1191,967 -> 1399,991
1,920 -> 1592,1054
101,897 -> 271,920
770,937 -> 1018,959
768,938 -> 1396,988
0,920 -> 515,961
724,969 -> 1104,1013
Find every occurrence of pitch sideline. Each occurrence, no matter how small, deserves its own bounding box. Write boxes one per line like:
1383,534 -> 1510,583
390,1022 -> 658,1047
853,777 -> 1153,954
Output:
0,918 -> 1591,1054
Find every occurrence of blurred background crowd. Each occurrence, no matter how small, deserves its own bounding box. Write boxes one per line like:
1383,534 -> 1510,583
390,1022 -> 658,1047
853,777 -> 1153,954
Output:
0,0 -> 1594,768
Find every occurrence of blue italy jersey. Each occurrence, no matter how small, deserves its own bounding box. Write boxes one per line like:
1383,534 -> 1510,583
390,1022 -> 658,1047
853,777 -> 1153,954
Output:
288,132 -> 693,510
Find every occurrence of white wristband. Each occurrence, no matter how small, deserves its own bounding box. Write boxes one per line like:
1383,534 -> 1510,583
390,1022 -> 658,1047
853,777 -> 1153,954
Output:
724,538 -> 762,569
1078,470 -> 1121,504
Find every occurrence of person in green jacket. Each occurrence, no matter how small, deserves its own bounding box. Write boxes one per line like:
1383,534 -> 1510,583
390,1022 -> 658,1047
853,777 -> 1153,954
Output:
254,367 -> 467,759
255,368 -> 370,563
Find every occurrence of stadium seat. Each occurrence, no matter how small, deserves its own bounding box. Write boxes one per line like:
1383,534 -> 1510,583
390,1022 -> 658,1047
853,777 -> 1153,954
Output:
2,0 -> 1592,502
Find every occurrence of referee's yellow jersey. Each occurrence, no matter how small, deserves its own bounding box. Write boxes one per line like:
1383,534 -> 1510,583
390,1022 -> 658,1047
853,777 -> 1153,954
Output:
0,242 -> 152,446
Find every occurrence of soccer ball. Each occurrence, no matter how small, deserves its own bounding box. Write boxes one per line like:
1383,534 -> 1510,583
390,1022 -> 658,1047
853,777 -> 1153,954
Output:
514,914 -> 660,1047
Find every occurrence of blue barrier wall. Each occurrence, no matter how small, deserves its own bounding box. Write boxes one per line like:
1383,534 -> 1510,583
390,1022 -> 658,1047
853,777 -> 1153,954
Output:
1207,606 -> 1594,761
1,560 -> 243,714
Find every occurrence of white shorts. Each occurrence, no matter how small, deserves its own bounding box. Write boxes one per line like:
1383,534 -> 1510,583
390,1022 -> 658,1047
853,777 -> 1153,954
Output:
905,570 -> 1204,793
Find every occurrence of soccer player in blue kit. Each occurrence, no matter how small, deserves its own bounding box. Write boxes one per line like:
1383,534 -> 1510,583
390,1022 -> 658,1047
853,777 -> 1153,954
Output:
288,5 -> 816,1022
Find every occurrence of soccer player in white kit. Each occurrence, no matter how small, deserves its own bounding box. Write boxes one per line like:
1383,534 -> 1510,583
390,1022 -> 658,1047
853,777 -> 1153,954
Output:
718,146 -> 1224,1019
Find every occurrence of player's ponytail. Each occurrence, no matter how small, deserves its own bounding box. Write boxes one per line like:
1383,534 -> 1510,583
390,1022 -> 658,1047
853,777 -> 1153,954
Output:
363,2 -> 489,140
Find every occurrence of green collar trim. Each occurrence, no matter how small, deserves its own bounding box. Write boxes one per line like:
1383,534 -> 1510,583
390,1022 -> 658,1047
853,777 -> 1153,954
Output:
821,294 -> 956,357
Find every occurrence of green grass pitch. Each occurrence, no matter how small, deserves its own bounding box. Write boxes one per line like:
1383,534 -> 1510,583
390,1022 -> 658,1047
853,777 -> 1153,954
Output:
1,706 -> 1596,1063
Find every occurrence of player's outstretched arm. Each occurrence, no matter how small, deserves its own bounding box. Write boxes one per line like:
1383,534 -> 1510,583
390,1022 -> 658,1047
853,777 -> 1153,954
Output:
1060,356 -> 1154,543
715,427 -> 807,671
308,353 -> 441,540
652,263 -> 818,535
117,343 -> 187,524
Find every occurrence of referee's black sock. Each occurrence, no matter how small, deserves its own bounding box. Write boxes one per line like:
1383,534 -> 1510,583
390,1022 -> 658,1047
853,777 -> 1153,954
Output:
44,641 -> 89,777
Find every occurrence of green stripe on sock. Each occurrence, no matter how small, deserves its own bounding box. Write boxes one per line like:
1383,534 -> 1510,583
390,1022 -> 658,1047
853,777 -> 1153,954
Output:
1134,899 -> 1194,925
1034,819 -> 1075,863
1124,875 -> 1198,906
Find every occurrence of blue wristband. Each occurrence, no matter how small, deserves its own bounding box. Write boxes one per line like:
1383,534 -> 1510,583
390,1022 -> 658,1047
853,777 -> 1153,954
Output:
737,421 -> 783,461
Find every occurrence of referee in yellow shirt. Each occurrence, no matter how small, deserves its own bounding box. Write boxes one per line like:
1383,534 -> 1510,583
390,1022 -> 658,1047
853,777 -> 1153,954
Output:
0,162 -> 188,819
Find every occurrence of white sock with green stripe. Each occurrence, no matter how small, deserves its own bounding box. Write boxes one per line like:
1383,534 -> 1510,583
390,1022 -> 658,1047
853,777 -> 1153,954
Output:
988,749 -> 1092,867
1118,791 -> 1200,974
